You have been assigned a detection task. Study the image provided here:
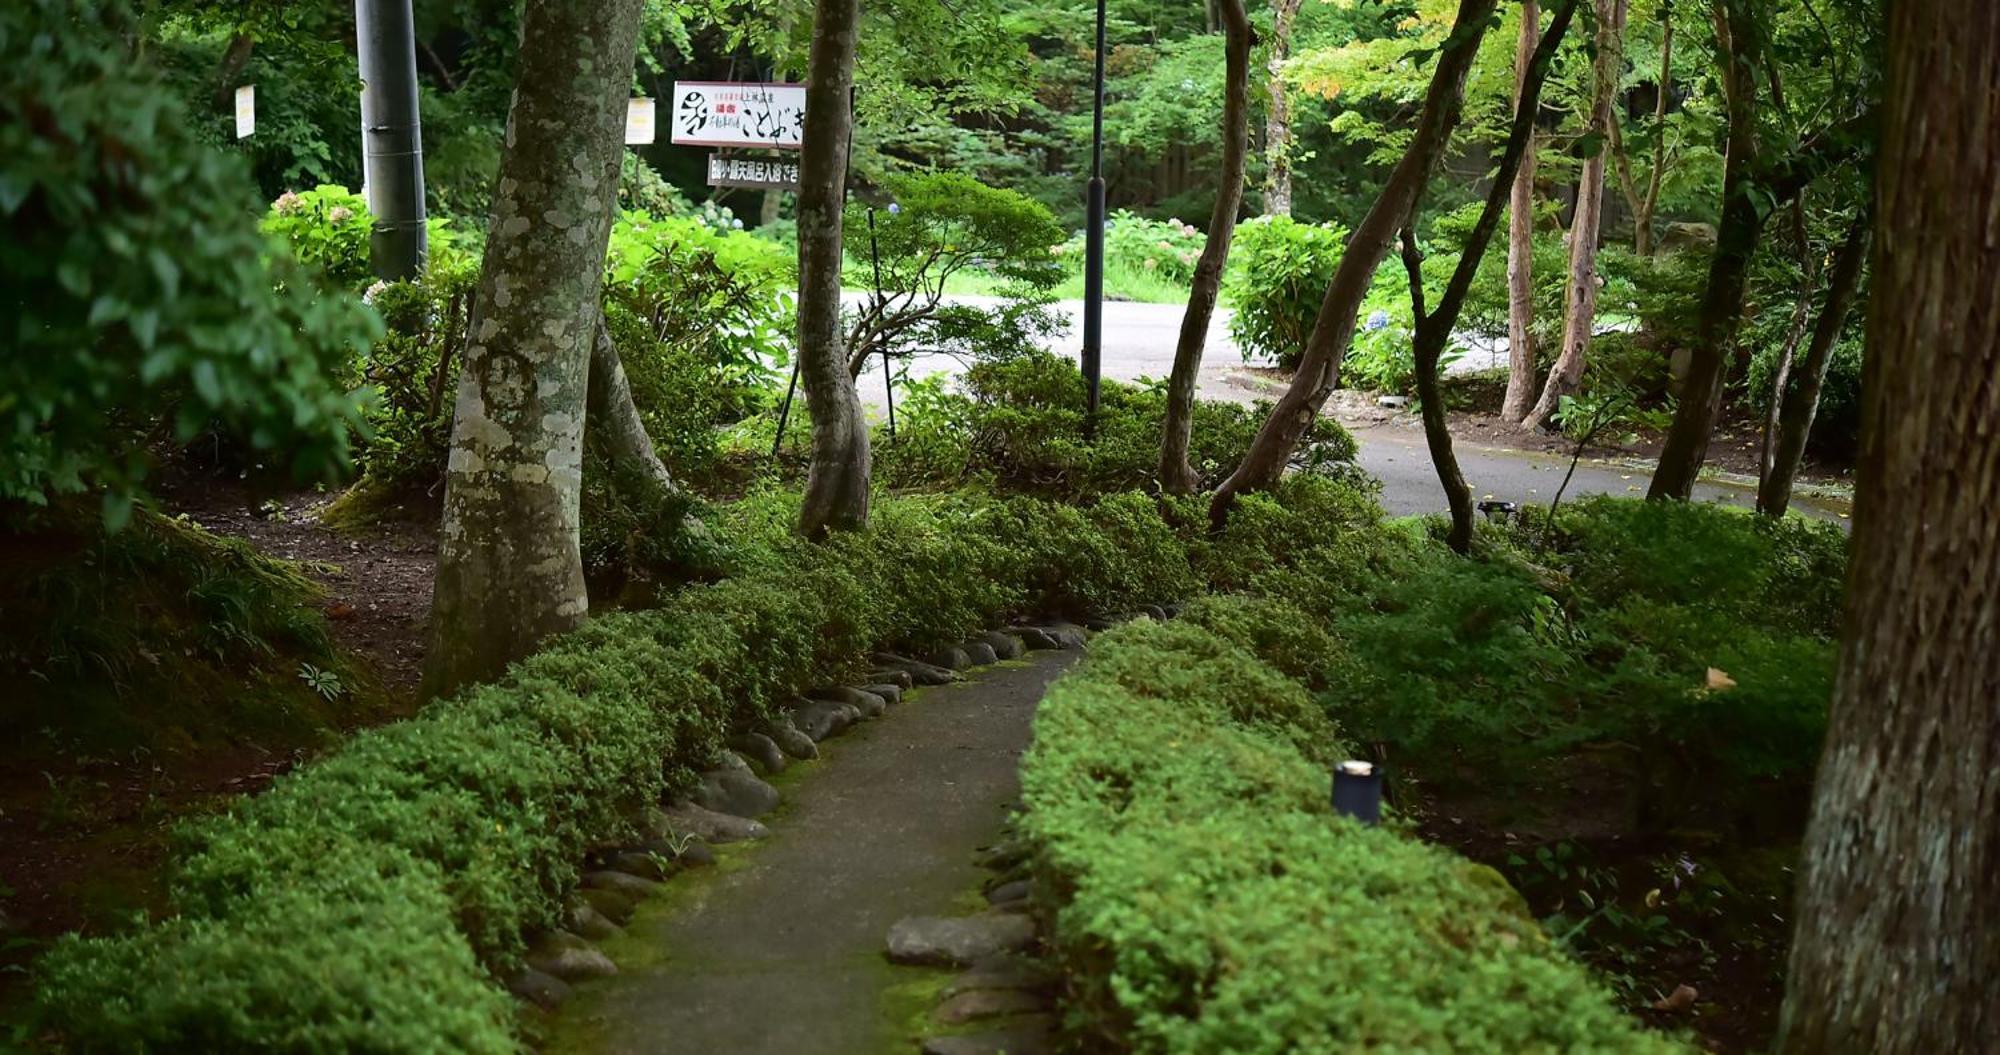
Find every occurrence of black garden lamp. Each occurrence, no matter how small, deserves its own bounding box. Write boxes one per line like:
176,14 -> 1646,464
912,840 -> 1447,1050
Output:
1331,760 -> 1382,826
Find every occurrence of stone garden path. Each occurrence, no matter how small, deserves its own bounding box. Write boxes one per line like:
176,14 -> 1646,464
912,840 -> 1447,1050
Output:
542,650 -> 1078,1055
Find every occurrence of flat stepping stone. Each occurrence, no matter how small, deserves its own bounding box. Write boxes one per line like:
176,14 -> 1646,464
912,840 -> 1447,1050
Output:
984,878 -> 1031,906
920,1017 -> 1056,1055
507,966 -> 572,1010
583,869 -> 660,901
945,953 -> 1059,998
887,912 -> 1037,967
977,631 -> 1025,660
791,697 -> 863,741
660,802 -> 769,844
527,930 -> 617,982
694,766 -> 781,819
934,987 -> 1051,1025
728,733 -> 788,775
868,667 -> 915,690
766,718 -> 818,760
874,652 -> 957,684
811,686 -> 888,717
859,682 -> 903,705
563,899 -> 623,942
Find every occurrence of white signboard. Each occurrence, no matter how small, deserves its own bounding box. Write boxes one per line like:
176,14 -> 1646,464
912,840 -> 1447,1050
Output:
706,155 -> 801,190
670,82 -> 805,150
234,84 -> 255,138
625,97 -> 656,145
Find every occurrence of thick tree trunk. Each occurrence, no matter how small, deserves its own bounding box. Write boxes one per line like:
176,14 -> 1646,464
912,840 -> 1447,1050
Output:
1778,4 -> 2000,1048
1521,0 -> 1627,431
795,0 -> 870,537
1757,214 -> 1867,518
1209,0 -> 1500,526
1160,0 -> 1255,494
589,320 -> 678,497
1501,0 -> 1542,422
211,33 -> 255,110
1260,0 -> 1305,216
423,0 -> 645,698
1407,0 -> 1578,553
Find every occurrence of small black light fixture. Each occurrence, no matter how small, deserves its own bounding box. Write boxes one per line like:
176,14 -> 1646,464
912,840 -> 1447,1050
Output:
1476,499 -> 1518,524
1331,759 -> 1382,826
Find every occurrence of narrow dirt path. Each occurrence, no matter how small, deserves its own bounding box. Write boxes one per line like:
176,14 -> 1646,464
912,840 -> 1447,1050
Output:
542,651 -> 1078,1055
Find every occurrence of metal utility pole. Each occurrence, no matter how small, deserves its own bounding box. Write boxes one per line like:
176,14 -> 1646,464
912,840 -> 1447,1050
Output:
356,0 -> 428,280
1081,0 -> 1107,439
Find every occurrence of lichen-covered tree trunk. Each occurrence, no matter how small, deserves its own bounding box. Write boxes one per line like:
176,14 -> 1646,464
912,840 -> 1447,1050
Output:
1757,214 -> 1868,518
795,0 -> 870,537
1501,0 -> 1542,422
1260,0 -> 1305,216
1778,4 -> 2000,1047
1159,0 -> 1254,494
422,0 -> 644,698
1521,0 -> 1627,431
1209,0 -> 1499,526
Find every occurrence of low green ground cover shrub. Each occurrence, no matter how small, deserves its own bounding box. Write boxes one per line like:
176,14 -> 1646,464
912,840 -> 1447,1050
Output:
878,352 -> 1363,496
31,484 -> 1270,1050
1278,498 -> 1845,835
1021,611 -> 1690,1054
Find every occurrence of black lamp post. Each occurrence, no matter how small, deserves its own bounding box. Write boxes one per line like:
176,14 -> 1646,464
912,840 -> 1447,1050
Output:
1081,0 -> 1107,440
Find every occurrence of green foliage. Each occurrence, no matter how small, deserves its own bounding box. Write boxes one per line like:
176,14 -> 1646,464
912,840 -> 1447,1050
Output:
877,352 -> 1363,496
0,505 -> 362,755
1021,615 -> 1689,1055
343,251 -> 481,493
1296,498 -> 1846,833
260,186 -> 374,286
845,172 -> 1065,366
0,2 -> 376,521
1225,216 -> 1348,370
31,485 -> 1282,1049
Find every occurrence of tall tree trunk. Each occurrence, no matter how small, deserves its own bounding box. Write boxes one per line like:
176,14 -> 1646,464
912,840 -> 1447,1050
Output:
589,320 -> 678,497
1407,0 -> 1579,553
1209,0 -> 1501,526
1260,0 -> 1305,216
1754,203 -> 1824,505
1521,0 -> 1628,431
1757,214 -> 1867,518
1501,0 -> 1542,422
210,33 -> 255,110
424,0 -> 644,698
1160,0 -> 1255,494
1646,0 -> 1763,500
1778,4 -> 2000,1048
795,0 -> 870,537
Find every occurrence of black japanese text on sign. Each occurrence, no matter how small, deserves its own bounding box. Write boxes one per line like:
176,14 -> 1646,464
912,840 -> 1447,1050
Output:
670,82 -> 805,150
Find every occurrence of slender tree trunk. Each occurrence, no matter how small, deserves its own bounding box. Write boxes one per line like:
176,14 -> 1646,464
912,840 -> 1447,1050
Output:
1639,17 -> 1671,255
1209,0 -> 1501,526
795,0 -> 870,537
210,33 -> 255,110
1647,0 -> 1761,500
1160,0 -> 1255,494
1407,0 -> 1579,553
1755,204 -> 1823,500
589,320 -> 678,496
1756,212 -> 1867,518
1778,4 -> 2000,1047
1521,0 -> 1628,431
424,0 -> 645,698
1261,0 -> 1305,216
1501,0 -> 1542,422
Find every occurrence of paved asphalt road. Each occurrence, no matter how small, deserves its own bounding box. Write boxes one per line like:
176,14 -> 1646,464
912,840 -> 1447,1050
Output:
850,296 -> 1847,524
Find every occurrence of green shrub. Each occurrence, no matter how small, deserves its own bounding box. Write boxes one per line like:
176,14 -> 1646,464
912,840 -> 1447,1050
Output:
29,487 -> 1240,1049
1,2 -> 375,520
1096,210 -> 1206,287
1225,216 -> 1348,370
878,352 -> 1363,496
1021,618 -> 1689,1054
261,186 -> 375,286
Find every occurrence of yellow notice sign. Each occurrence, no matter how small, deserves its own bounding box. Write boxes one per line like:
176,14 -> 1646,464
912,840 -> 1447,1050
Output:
625,98 -> 656,145
234,85 -> 255,138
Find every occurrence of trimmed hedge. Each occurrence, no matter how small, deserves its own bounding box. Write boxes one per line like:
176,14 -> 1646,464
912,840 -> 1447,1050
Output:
32,486 -> 1235,1052
1019,602 -> 1692,1054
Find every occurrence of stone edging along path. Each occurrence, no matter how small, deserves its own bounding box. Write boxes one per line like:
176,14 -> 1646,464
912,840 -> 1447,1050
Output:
516,617 -> 1127,1055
